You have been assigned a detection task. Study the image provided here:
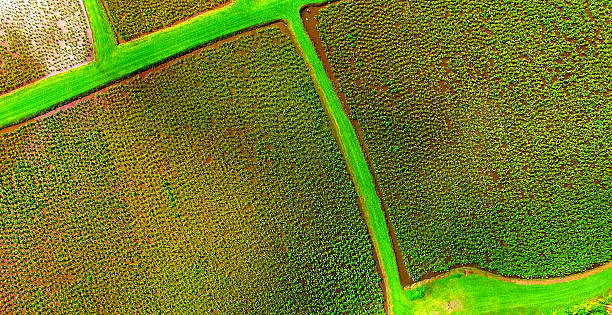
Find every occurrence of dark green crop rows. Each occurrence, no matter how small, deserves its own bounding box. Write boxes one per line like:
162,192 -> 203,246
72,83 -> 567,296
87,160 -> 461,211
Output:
316,0 -> 611,280
0,25 -> 383,313
103,0 -> 228,41
0,30 -> 46,94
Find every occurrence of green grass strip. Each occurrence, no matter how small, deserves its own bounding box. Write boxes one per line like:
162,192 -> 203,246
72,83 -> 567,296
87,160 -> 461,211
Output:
2,0 -> 612,313
286,14 -> 410,314
407,267 -> 612,314
0,0 -> 306,129
286,4 -> 612,315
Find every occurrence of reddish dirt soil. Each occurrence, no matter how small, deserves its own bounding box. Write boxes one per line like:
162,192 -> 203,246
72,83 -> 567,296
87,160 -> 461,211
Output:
0,119 -> 33,135
408,260 -> 612,290
99,0 -> 125,44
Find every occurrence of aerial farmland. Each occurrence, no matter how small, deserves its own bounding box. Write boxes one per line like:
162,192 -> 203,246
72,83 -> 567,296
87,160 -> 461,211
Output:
0,0 -> 92,94
0,0 -> 610,314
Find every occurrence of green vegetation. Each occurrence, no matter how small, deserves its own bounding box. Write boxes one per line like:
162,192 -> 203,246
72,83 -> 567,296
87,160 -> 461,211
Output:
0,0 -> 315,130
0,25 -> 384,313
406,268 -> 612,314
102,0 -> 228,41
2,0 -> 612,313
0,0 -> 408,311
288,15 -> 409,313
0,30 -> 47,94
316,0 -> 612,280
0,0 -> 92,94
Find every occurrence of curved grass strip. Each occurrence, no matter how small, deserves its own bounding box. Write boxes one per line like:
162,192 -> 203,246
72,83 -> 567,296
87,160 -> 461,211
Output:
1,0 -> 612,313
287,14 -> 410,314
302,0 -> 612,312
406,266 -> 612,314
314,0 -> 611,281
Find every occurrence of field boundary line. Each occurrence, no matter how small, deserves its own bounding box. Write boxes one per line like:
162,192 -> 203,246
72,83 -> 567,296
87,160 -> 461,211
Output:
0,0 -> 314,130
99,0 -> 236,43
286,12 -> 410,315
406,261 -> 612,290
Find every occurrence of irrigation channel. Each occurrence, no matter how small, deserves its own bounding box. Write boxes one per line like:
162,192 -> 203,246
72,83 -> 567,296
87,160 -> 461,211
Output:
1,0 -> 611,313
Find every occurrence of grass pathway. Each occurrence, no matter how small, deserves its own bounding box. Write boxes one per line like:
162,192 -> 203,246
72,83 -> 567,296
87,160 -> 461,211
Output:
286,14 -> 410,314
285,4 -> 612,315
2,0 -> 612,313
406,266 -> 612,314
0,0 -> 302,129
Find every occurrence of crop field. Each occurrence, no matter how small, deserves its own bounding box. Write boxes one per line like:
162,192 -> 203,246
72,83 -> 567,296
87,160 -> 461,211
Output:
0,24 -> 384,313
3,0 -> 612,313
0,0 -> 92,95
102,0 -> 229,41
314,0 -> 612,281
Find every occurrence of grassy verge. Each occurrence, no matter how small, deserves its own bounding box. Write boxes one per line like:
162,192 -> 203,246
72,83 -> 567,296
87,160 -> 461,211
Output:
0,0 -> 116,128
0,0 -> 309,129
2,0 -> 611,313
407,267 -> 612,314
286,14 -> 409,315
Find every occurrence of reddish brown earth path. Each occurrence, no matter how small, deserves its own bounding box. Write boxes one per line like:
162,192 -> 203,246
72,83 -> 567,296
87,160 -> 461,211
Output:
301,1 -> 612,295
300,3 -> 413,289
406,260 -> 612,289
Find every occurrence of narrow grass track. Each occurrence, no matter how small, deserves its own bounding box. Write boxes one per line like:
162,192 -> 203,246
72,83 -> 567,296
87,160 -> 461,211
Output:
287,15 -> 409,314
286,4 -> 612,314
1,0 -> 611,313
406,266 -> 612,314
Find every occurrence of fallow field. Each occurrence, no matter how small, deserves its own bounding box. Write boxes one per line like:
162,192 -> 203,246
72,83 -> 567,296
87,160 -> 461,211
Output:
0,0 -> 92,94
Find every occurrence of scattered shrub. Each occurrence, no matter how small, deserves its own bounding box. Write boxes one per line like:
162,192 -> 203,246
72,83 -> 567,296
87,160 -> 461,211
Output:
406,286 -> 425,301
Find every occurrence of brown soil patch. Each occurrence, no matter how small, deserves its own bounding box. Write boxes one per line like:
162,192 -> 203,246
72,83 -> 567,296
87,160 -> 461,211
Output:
0,119 -> 33,136
489,170 -> 500,183
447,299 -> 464,312
55,20 -> 68,33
